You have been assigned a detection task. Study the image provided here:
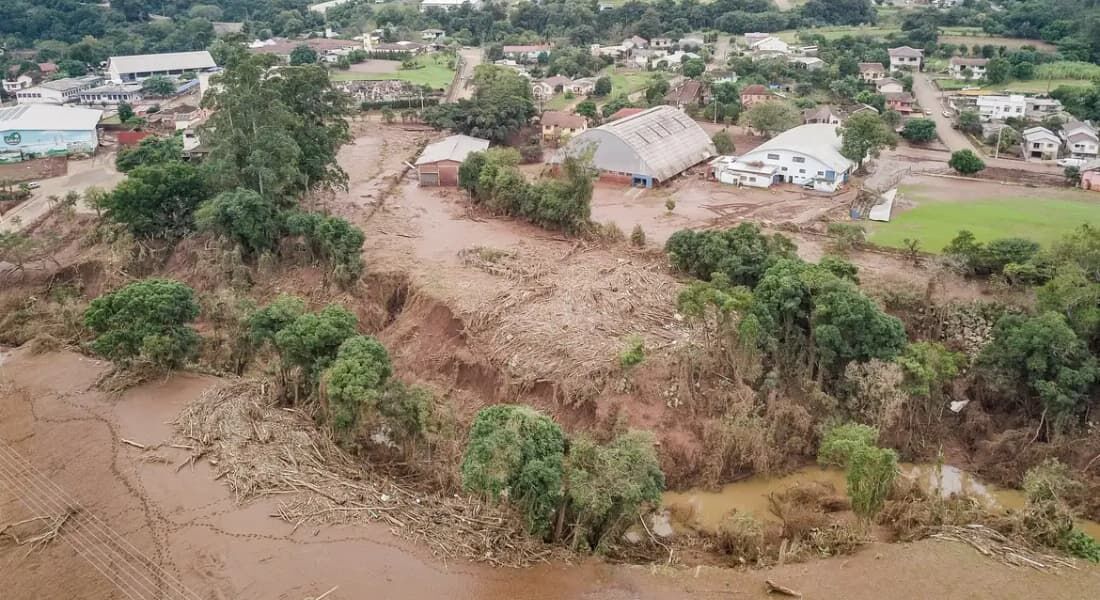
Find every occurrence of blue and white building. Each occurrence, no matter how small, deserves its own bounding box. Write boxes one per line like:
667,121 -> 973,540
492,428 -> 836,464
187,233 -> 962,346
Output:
717,124 -> 855,192
0,104 -> 102,160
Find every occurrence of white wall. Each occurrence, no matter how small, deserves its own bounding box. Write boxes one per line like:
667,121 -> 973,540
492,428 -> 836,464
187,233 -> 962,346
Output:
737,147 -> 844,188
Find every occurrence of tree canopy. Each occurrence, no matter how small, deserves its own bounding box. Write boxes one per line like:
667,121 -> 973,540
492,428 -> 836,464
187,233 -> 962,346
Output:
423,66 -> 537,143
84,279 -> 201,369
101,161 -> 210,238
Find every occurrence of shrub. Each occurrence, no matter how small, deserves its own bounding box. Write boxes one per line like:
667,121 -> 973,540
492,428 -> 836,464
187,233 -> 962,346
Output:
284,211 -> 366,285
665,224 -> 797,287
901,118 -> 937,143
101,162 -> 210,239
630,224 -> 646,248
619,335 -> 645,368
247,294 -> 306,347
948,149 -> 985,175
665,198 -> 676,213
461,405 -> 566,536
196,188 -> 283,256
84,279 -> 201,369
712,130 -> 735,154
324,335 -> 393,434
846,443 -> 898,519
817,423 -> 878,468
716,511 -> 768,563
825,222 -> 865,254
273,304 -> 359,379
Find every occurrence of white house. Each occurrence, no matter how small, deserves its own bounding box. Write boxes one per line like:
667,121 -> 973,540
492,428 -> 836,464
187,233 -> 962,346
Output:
789,56 -> 824,70
949,57 -> 988,80
420,0 -> 479,11
107,51 -> 217,83
1062,120 -> 1099,159
78,83 -> 144,106
976,94 -> 1026,122
1025,97 -> 1063,119
15,76 -> 101,105
875,77 -> 904,94
717,124 -> 854,192
888,46 -> 923,72
2,74 -> 33,94
858,62 -> 886,82
750,36 -> 790,57
1021,127 -> 1060,161
653,51 -> 700,70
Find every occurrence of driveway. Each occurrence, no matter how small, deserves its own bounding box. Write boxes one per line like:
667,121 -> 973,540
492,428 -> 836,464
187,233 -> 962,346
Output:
448,47 -> 483,102
910,72 -> 1062,174
0,153 -> 123,233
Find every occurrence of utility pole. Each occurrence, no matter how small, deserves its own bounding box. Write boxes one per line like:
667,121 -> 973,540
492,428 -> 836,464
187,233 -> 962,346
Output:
994,124 -> 1004,159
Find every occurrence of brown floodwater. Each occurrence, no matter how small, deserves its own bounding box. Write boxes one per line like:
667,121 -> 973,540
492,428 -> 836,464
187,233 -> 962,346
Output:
663,464 -> 1100,539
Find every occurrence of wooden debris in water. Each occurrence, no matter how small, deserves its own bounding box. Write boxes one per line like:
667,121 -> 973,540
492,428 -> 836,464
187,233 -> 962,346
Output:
931,524 -> 1079,573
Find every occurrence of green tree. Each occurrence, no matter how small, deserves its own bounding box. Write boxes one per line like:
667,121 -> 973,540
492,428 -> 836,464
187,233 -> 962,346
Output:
115,134 -> 183,173
818,422 -> 878,468
101,162 -> 210,238
839,111 -> 897,165
284,211 -> 366,285
984,58 -> 1011,84
84,279 -> 201,369
1038,265 -> 1100,351
323,335 -> 393,434
740,101 -> 800,138
644,77 -> 670,105
248,294 -> 306,347
273,303 -> 359,379
461,405 -> 566,537
118,102 -> 134,123
901,118 -> 937,143
896,341 -> 963,400
575,100 -> 598,121
1065,166 -> 1082,186
141,75 -> 176,96
593,76 -> 612,97
563,431 -> 664,551
712,129 -> 735,154
665,224 -> 797,287
978,312 -> 1098,424
682,58 -> 705,79
948,149 -> 985,175
195,188 -> 283,256
422,66 -> 536,143
957,110 -> 982,135
289,44 -> 318,65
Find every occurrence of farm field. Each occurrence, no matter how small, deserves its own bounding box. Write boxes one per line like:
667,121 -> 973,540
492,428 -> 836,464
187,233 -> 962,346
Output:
868,177 -> 1100,252
938,34 -> 1056,51
330,54 -> 455,89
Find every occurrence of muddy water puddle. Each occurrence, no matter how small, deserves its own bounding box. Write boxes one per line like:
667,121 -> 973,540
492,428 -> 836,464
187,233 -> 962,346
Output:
663,464 -> 1100,539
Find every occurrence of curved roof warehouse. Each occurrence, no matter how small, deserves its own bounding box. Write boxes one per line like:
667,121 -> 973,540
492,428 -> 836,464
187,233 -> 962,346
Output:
559,105 -> 715,187
0,104 -> 103,159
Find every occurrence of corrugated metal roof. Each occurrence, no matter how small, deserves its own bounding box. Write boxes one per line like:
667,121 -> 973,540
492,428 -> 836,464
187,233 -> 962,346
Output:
572,105 -> 716,181
0,104 -> 103,131
415,134 -> 490,165
108,51 -> 216,75
740,123 -> 853,173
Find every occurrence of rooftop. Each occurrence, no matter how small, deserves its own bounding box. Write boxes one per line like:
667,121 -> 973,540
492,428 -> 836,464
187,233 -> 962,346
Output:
503,44 -> 552,53
742,123 -> 853,173
608,107 -> 645,120
950,57 -> 989,67
858,62 -> 885,72
108,51 -> 216,74
0,104 -> 103,131
541,110 -> 587,129
741,84 -> 771,96
415,134 -> 490,165
36,76 -> 99,92
888,46 -> 924,58
571,105 -> 716,181
665,80 -> 704,103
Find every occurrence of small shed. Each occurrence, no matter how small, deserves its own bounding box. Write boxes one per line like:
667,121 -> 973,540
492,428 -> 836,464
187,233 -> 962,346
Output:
414,135 -> 490,187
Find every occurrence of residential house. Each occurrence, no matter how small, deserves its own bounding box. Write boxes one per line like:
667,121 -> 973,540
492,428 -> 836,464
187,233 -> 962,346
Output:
309,0 -> 354,13
421,28 -> 446,40
976,94 -> 1026,121
789,56 -> 824,70
888,46 -> 923,72
651,37 -> 674,49
802,105 -> 843,125
250,37 -> 363,62
107,51 -> 217,83
37,62 -> 59,76
949,57 -> 988,80
608,107 -> 645,121
502,44 -> 552,63
740,84 -> 775,108
653,51 -> 700,70
664,80 -> 706,110
709,70 -> 738,84
624,36 -> 649,51
1062,120 -> 1099,159
371,41 -> 427,56
420,0 -> 480,11
1021,126 -> 1060,160
716,124 -> 855,192
531,75 -> 572,101
541,110 -> 588,141
415,134 -> 490,186
15,76 -> 101,105
875,77 -> 904,94
858,62 -> 886,82
1025,97 -> 1063,120
567,77 -> 597,95
557,106 -> 715,187
884,91 -> 915,114
591,44 -> 627,59
2,74 -> 33,94
679,35 -> 705,50
1081,159 -> 1100,192
78,83 -> 144,106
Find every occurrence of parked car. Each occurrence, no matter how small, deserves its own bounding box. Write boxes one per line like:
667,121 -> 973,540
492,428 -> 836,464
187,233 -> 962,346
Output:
942,110 -> 952,118
1057,157 -> 1088,168
25,182 -> 40,190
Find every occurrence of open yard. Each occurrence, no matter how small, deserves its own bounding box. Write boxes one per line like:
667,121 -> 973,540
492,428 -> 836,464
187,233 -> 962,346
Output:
330,54 -> 456,89
867,176 -> 1100,252
606,69 -> 653,96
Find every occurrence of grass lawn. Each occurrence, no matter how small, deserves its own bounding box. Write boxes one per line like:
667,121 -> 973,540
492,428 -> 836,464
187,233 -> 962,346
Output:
330,54 -> 456,89
868,188 -> 1100,252
606,69 -> 652,96
544,93 -> 574,110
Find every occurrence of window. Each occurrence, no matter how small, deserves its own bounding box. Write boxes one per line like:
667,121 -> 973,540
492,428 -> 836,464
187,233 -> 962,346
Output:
792,157 -> 805,163
817,171 -> 824,176
799,169 -> 806,174
781,167 -> 788,171
766,153 -> 780,160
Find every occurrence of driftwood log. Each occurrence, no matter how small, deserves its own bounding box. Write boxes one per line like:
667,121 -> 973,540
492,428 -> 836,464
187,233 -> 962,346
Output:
765,579 -> 803,598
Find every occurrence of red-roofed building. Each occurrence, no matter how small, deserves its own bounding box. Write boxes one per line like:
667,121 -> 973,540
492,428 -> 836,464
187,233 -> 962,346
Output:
608,107 -> 645,121
38,62 -> 59,75
541,110 -> 588,141
740,84 -> 774,108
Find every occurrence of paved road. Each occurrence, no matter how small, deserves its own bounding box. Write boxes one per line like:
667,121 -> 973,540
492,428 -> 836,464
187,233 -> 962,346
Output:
448,47 -> 483,102
910,72 -> 1062,174
0,154 -> 123,233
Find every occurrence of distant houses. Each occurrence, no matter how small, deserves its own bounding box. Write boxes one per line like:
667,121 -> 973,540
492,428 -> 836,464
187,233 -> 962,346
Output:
888,46 -> 923,72
858,62 -> 886,82
1062,120 -> 1099,159
949,57 -> 989,80
740,84 -> 775,108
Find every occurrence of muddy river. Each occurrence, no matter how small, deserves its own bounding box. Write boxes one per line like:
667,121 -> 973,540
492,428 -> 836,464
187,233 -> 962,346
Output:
663,464 -> 1100,539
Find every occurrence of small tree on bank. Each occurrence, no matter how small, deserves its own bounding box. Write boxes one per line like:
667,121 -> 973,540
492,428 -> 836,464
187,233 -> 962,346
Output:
948,149 -> 985,175
84,279 -> 201,369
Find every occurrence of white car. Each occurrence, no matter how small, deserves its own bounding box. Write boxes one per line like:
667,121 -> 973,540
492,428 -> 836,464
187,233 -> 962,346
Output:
1057,158 -> 1087,168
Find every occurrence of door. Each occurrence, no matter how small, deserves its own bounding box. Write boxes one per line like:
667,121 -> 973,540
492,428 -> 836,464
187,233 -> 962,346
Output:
419,171 -> 439,186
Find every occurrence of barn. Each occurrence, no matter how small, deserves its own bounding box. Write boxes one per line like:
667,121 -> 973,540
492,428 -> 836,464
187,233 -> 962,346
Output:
414,134 -> 490,187
559,106 -> 715,187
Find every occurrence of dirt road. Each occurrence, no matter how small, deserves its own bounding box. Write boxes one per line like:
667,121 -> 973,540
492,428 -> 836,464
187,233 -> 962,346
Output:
0,154 -> 123,233
3,349 -> 1099,600
449,47 -> 483,102
909,73 -> 1061,174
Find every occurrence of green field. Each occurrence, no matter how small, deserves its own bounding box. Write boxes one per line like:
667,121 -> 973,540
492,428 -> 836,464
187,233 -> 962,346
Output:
771,26 -> 901,42
868,189 -> 1100,252
606,69 -> 652,96
330,54 -> 456,89
544,93 -> 575,110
